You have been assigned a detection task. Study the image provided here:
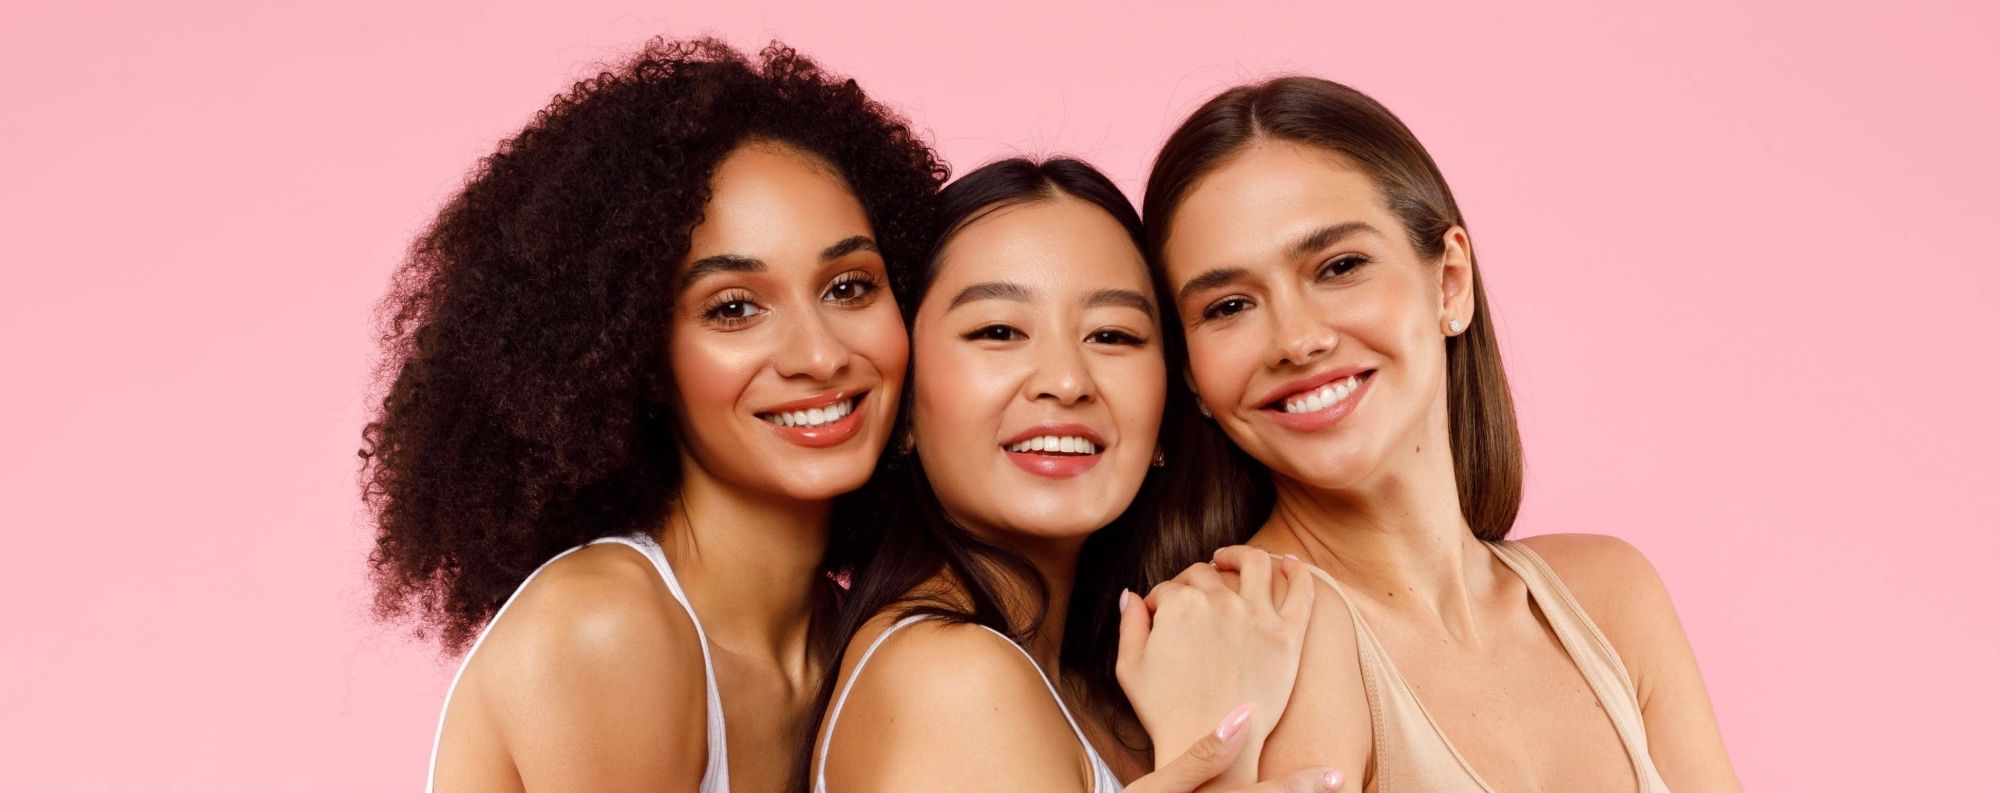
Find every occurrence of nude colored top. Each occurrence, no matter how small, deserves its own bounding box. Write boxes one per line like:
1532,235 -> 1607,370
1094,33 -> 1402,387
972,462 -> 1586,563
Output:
1308,540 -> 1670,793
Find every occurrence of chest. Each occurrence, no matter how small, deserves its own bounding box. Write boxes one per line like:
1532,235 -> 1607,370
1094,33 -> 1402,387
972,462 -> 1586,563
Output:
712,654 -> 815,793
1366,609 -> 1638,793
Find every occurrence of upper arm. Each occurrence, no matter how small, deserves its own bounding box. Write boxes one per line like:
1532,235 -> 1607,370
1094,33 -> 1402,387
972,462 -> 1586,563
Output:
1257,573 -> 1374,788
819,621 -> 1093,793
1519,534 -> 1741,792
469,545 -> 710,793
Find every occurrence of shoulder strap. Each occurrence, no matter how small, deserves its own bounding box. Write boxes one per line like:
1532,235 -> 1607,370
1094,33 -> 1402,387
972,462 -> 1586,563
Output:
815,614 -> 936,790
587,534 -> 730,792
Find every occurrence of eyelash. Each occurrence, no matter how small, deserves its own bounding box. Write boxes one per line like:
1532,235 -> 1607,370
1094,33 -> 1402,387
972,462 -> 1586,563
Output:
701,290 -> 762,325
1200,297 -> 1254,323
963,324 -> 1023,342
1087,329 -> 1148,346
1196,255 -> 1372,323
824,271 -> 881,304
1318,254 -> 1370,280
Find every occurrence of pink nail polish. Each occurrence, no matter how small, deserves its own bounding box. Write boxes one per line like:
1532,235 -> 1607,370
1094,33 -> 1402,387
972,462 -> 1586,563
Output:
1215,703 -> 1255,740
1283,553 -> 1300,561
1119,590 -> 1131,613
1322,770 -> 1344,789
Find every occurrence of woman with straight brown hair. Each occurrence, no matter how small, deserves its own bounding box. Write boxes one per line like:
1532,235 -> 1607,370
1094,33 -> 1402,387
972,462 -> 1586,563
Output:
1140,76 -> 1739,792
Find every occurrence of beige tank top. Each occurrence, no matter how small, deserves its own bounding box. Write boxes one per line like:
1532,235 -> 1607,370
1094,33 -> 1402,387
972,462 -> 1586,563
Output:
1308,540 -> 1671,793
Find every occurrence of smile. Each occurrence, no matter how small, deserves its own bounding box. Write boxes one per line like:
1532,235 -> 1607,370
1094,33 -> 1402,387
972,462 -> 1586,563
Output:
1259,369 -> 1375,432
1000,424 -> 1106,478
755,390 -> 868,448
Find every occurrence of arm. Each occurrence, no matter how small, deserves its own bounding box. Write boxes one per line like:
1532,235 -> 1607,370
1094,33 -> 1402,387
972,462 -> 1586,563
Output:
469,545 -> 711,792
1521,534 -> 1742,793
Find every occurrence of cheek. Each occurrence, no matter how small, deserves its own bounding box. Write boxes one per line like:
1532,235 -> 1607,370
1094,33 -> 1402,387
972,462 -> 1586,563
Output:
1185,329 -> 1257,406
839,303 -> 910,382
1106,355 -> 1169,440
668,324 -> 761,419
911,338 -> 1001,449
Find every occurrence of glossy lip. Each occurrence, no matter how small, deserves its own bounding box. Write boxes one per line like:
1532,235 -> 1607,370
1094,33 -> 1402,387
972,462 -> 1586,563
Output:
756,389 -> 869,449
1256,368 -> 1375,433
1252,365 -> 1375,409
1001,422 -> 1107,479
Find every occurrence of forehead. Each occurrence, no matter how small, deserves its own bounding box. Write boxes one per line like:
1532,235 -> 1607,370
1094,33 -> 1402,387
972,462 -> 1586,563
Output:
927,196 -> 1149,302
684,142 -> 872,261
1163,141 -> 1394,274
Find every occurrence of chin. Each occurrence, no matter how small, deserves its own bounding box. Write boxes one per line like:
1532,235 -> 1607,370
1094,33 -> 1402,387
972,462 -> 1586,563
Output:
762,463 -> 877,502
995,509 -> 1114,544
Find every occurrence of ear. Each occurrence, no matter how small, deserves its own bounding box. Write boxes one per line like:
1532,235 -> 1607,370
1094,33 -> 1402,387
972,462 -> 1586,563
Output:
1438,226 -> 1476,331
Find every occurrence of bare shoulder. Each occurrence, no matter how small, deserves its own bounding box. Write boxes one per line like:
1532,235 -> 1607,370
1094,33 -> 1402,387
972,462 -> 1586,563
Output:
1514,533 -> 1685,686
821,617 -> 1086,790
457,542 -> 708,773
1514,533 -> 1675,625
1261,564 -> 1373,782
475,542 -> 705,681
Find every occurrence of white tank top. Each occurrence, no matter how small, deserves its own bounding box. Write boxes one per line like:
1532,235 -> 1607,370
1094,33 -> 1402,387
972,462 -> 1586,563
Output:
813,614 -> 1123,793
426,533 -> 730,792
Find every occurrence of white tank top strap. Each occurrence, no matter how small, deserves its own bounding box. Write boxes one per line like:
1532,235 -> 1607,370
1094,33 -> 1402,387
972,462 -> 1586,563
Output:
586,533 -> 730,792
426,533 -> 729,793
814,614 -> 1123,793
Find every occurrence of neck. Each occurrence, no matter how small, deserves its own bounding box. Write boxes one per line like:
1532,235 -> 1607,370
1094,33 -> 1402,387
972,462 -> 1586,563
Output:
944,520 -> 1083,671
658,460 -> 831,683
1255,427 -> 1496,641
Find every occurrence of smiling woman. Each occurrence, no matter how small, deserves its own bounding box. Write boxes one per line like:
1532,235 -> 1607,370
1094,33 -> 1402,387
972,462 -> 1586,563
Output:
1143,76 -> 1740,792
358,38 -> 945,793
806,157 -> 1341,793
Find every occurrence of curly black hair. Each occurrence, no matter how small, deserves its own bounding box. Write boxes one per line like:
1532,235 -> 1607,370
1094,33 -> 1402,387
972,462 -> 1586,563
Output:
360,37 -> 948,655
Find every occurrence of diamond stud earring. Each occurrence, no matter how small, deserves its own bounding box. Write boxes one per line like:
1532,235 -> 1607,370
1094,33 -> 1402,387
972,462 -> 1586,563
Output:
1197,400 -> 1212,418
1447,318 -> 1464,334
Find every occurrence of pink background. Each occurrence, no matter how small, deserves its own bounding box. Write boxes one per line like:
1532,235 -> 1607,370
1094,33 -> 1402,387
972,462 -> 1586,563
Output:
2,0 -> 1994,789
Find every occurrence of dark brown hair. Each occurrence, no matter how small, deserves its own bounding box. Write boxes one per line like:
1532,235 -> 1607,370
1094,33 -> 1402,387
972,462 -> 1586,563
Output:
1141,76 -> 1523,561
359,38 -> 946,656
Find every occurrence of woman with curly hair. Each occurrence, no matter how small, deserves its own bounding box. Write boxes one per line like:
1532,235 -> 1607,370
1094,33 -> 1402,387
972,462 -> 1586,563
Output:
359,39 -> 945,792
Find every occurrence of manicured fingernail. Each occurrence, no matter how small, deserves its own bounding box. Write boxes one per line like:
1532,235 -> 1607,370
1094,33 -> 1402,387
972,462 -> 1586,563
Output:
1119,589 -> 1131,613
1215,702 -> 1255,740
1322,770 -> 1344,789
1283,553 -> 1300,561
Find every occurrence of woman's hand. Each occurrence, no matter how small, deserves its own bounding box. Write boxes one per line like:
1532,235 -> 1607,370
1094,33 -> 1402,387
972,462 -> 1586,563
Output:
1122,703 -> 1343,793
1116,546 -> 1318,791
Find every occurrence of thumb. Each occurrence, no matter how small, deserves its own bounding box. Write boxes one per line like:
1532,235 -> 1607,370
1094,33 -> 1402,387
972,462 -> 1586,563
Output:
1124,704 -> 1254,793
1116,588 -> 1152,676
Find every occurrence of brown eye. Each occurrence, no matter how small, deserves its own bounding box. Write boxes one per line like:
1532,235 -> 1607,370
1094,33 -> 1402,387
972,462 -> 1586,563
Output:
1202,297 -> 1253,321
824,273 -> 880,304
963,325 -> 1024,342
1318,255 -> 1369,279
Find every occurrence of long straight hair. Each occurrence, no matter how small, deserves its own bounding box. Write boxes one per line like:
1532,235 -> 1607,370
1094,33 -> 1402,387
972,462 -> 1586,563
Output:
1141,76 -> 1525,572
797,157 -> 1177,784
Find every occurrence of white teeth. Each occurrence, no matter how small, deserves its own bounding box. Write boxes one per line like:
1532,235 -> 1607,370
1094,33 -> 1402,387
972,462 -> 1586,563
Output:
1005,435 -> 1099,455
762,397 -> 855,428
1283,375 -> 1366,414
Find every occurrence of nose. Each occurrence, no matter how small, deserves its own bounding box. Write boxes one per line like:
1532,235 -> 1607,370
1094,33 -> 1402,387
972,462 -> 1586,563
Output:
773,307 -> 852,382
1265,295 -> 1338,369
1024,337 -> 1095,406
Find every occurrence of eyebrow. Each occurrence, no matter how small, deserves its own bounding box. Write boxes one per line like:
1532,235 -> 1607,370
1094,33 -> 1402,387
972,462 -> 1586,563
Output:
1287,221 -> 1383,260
948,281 -> 1034,309
678,235 -> 879,294
1084,288 -> 1155,318
1176,267 -> 1248,304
